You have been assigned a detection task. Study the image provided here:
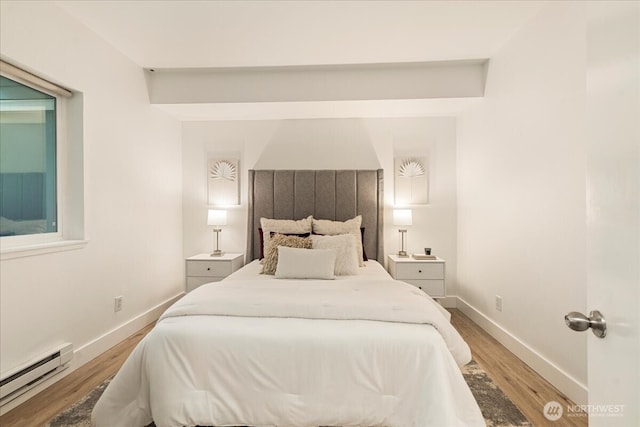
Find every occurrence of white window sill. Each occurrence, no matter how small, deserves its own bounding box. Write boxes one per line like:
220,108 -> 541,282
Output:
0,240 -> 88,260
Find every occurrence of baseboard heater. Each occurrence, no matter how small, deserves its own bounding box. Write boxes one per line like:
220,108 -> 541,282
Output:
0,343 -> 73,406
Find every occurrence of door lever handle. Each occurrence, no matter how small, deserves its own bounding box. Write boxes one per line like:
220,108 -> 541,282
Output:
565,310 -> 606,338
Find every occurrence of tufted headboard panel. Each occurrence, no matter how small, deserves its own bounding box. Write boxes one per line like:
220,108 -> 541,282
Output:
246,169 -> 384,262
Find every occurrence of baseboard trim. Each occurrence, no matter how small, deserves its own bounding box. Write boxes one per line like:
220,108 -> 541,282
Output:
456,296 -> 588,406
438,296 -> 458,308
0,293 -> 183,415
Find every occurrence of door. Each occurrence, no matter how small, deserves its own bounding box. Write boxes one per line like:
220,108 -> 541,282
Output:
586,2 -> 639,426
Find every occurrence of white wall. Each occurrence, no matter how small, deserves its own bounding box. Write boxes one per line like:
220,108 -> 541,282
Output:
457,1 -> 587,404
182,117 -> 458,294
0,1 -> 183,409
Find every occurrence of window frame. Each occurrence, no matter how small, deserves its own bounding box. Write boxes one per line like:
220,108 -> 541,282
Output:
0,61 -> 86,258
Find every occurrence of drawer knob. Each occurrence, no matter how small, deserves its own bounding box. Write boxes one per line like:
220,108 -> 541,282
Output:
207,267 -> 211,271
418,269 -> 422,273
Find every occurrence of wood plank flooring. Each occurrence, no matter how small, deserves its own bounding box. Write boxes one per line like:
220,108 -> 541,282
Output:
450,310 -> 587,426
0,310 -> 587,427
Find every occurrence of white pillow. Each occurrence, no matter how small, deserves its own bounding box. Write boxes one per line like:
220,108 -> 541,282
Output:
275,246 -> 336,280
260,215 -> 313,258
311,234 -> 358,276
312,215 -> 364,266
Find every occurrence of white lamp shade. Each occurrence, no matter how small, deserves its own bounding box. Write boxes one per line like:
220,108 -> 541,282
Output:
207,209 -> 227,226
393,209 -> 412,226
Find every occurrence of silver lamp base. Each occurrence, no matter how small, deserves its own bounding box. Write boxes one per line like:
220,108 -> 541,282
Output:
398,229 -> 409,257
211,228 -> 223,256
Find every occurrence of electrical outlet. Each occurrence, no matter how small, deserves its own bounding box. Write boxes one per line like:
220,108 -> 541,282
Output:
495,295 -> 503,312
114,296 -> 123,312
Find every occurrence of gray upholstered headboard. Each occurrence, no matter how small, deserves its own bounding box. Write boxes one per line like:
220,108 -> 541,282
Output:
246,169 -> 384,262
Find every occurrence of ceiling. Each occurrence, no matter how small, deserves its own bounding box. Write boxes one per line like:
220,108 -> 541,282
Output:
53,0 -> 546,119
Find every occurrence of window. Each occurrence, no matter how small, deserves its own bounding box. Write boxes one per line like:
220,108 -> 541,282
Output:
0,60 -> 81,255
0,75 -> 58,237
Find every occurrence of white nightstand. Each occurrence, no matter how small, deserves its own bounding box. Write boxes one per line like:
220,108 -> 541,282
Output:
185,253 -> 244,292
387,255 -> 446,298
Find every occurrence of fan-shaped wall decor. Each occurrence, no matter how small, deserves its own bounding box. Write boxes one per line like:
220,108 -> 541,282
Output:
210,160 -> 237,181
208,158 -> 240,205
395,157 -> 428,205
399,159 -> 426,179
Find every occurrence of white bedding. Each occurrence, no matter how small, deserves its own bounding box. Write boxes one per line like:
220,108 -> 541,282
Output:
92,261 -> 484,427
231,260 -> 453,322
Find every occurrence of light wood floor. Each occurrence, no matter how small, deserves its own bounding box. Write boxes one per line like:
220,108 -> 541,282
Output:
0,310 -> 587,427
450,310 -> 587,426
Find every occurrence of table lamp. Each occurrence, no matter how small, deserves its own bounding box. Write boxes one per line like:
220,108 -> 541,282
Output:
207,209 -> 227,256
393,209 -> 412,257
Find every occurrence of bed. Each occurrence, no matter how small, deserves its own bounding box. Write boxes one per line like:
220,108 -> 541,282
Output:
92,169 -> 484,427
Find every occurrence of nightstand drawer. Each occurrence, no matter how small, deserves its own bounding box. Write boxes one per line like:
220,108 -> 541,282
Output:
185,253 -> 244,293
395,263 -> 444,280
405,279 -> 445,297
388,255 -> 446,299
186,260 -> 233,277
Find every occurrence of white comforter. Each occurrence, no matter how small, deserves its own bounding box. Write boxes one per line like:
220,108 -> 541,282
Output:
92,277 -> 484,427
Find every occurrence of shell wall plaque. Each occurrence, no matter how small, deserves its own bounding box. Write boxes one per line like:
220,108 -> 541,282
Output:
394,157 -> 428,205
208,158 -> 240,205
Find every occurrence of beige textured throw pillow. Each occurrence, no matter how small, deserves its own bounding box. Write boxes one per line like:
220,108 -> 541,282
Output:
312,215 -> 364,266
260,215 -> 313,259
311,234 -> 358,275
261,233 -> 312,275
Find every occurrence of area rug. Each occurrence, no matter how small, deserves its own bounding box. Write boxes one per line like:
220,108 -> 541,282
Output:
462,360 -> 531,427
46,360 -> 531,427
